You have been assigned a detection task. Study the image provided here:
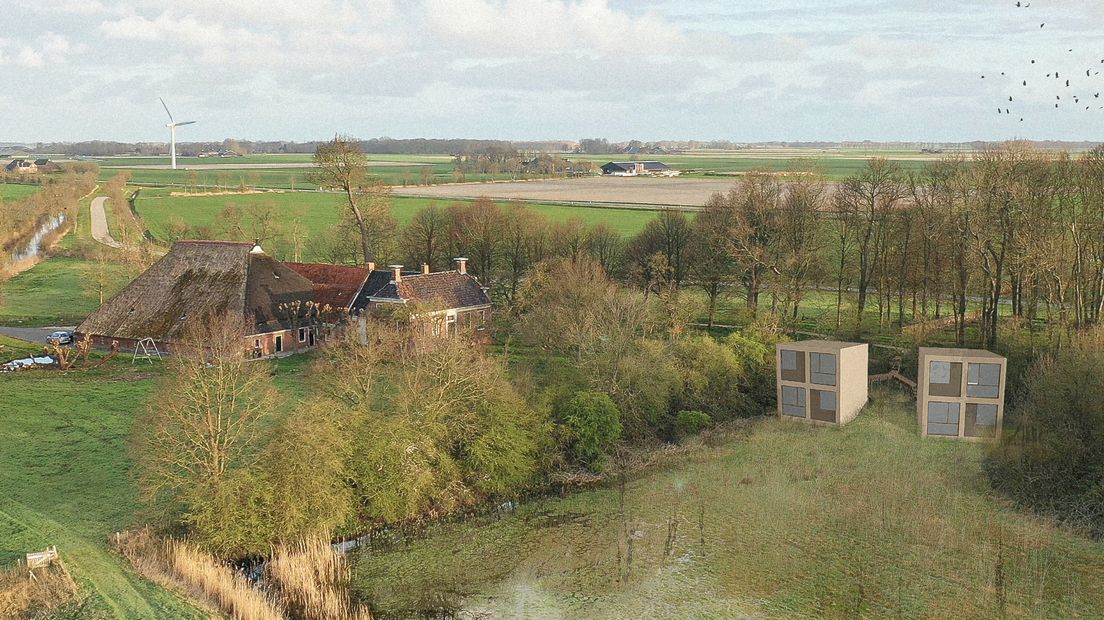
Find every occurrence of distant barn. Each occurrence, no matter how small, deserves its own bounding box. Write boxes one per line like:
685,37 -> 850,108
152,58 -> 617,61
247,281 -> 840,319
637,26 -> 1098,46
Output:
600,161 -> 679,177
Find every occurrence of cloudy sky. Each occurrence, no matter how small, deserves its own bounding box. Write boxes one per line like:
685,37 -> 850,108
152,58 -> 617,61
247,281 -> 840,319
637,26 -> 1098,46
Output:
2,0 -> 1103,143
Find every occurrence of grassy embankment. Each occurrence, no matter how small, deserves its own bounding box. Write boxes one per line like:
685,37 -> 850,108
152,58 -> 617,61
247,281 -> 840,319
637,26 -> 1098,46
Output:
352,388 -> 1104,619
0,354 -> 312,618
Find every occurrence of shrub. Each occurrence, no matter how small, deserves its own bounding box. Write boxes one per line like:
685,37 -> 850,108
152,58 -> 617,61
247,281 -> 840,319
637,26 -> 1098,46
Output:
675,410 -> 711,437
671,335 -> 748,422
725,327 -> 783,414
562,391 -> 622,472
986,326 -> 1104,537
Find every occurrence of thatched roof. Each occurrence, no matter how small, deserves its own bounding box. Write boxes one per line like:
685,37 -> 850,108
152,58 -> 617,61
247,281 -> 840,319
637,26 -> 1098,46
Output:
77,240 -> 314,342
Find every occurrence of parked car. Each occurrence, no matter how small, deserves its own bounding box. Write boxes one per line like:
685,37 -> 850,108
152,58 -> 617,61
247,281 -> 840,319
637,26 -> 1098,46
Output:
46,331 -> 73,345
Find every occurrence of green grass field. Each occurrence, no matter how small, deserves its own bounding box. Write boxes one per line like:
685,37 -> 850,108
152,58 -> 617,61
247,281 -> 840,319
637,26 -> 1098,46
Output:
94,149 -> 953,189
352,388 -> 1104,619
0,362 -> 203,618
134,191 -> 661,247
0,256 -> 133,326
0,352 -> 313,618
0,183 -> 42,201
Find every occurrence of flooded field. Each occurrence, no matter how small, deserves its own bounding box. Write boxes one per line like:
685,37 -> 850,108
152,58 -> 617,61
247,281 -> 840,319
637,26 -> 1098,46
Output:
350,390 -> 1104,619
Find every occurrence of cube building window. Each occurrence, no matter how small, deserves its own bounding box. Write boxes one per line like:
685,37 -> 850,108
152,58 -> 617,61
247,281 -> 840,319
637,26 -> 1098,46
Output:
966,363 -> 1001,399
779,349 -> 805,382
928,361 -> 962,397
811,389 -> 837,423
965,403 -> 998,438
926,401 -> 961,436
781,385 -> 807,418
809,352 -> 837,386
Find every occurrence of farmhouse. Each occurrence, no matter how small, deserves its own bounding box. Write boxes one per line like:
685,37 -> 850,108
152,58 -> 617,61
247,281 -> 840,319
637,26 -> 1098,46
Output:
917,347 -> 1006,441
600,161 -> 680,177
776,340 -> 869,426
76,240 -> 320,357
5,159 -> 37,174
352,258 -> 492,338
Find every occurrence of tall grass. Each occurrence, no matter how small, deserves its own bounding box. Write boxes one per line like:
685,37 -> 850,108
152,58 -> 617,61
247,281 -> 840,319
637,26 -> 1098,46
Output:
267,534 -> 372,620
115,528 -> 284,620
115,529 -> 372,620
0,561 -> 80,618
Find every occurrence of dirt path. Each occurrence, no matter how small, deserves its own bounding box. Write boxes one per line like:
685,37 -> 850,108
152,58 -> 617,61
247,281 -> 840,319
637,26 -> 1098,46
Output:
90,197 -> 122,248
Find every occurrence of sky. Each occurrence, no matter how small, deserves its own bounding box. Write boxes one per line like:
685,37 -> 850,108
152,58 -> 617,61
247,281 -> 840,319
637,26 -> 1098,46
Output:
1,0 -> 1103,143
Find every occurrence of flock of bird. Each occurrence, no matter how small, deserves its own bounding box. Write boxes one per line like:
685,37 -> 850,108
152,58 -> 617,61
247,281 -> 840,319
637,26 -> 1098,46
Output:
980,2 -> 1103,122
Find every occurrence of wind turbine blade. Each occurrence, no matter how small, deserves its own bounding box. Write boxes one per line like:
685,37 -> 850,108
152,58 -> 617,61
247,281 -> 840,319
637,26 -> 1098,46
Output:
176,120 -> 197,126
159,97 -> 174,123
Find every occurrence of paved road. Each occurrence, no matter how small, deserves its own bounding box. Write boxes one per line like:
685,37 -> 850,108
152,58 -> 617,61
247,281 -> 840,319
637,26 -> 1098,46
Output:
0,326 -> 74,346
90,196 -> 122,248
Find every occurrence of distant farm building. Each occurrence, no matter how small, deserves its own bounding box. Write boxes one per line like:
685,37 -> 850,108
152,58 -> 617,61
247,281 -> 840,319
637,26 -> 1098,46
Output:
776,341 -> 869,426
76,240 -> 319,358
917,348 -> 1006,441
600,161 -> 680,177
5,159 -> 37,174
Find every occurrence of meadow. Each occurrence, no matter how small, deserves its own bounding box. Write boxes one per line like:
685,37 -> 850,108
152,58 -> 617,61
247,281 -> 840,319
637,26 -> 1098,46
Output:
92,148 -> 950,193
0,364 -> 204,618
352,388 -> 1104,619
0,353 -> 313,618
133,190 -> 663,244
0,183 -> 42,201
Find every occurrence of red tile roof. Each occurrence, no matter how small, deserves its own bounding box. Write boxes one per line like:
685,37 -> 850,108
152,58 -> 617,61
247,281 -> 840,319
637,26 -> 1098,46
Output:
285,263 -> 371,310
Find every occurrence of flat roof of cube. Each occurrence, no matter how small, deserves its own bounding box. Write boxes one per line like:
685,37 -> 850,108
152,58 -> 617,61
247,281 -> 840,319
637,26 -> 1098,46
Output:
777,340 -> 866,353
919,347 -> 1005,360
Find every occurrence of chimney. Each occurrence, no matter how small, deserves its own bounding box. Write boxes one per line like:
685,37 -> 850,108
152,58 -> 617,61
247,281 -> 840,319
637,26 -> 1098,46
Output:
367,261 -> 376,272
389,264 -> 403,283
455,257 -> 468,275
422,263 -> 431,275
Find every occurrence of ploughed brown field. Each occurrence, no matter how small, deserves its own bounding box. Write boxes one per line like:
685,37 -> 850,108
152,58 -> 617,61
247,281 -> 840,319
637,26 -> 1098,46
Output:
391,176 -> 745,208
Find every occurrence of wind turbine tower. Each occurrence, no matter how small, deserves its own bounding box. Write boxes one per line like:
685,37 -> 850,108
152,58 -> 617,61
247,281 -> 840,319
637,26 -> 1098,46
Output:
159,98 -> 196,170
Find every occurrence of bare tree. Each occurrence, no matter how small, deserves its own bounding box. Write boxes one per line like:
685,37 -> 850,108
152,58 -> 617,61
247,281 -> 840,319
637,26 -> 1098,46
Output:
836,158 -> 905,336
312,136 -> 395,264
133,313 -> 277,503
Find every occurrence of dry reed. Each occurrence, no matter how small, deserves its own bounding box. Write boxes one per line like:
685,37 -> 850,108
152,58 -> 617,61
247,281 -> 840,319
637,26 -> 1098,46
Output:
115,528 -> 285,620
115,528 -> 372,620
267,534 -> 373,620
0,561 -> 80,619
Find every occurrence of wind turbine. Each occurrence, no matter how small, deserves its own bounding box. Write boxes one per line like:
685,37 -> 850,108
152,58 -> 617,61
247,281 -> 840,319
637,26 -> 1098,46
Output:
159,97 -> 196,170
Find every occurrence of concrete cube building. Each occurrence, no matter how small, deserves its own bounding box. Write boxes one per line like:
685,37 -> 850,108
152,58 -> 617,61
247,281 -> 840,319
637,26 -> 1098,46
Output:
776,341 -> 869,426
917,348 -> 1006,441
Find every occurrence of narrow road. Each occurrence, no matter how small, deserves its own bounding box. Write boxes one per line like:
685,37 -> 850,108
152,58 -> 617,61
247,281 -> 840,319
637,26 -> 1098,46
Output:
0,326 -> 73,346
90,196 -> 122,248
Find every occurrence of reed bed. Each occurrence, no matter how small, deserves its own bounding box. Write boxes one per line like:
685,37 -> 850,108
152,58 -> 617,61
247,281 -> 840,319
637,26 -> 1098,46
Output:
115,528 -> 373,620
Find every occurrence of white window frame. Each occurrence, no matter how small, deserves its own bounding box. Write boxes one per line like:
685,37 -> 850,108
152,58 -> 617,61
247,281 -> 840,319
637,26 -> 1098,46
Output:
274,334 -> 283,353
298,327 -> 308,343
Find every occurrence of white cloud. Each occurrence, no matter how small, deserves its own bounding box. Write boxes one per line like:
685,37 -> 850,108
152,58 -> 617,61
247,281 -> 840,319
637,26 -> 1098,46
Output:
424,0 -> 683,54
16,47 -> 44,68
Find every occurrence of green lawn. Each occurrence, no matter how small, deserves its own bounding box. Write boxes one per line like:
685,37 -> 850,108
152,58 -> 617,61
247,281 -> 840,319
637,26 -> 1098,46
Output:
0,363 -> 203,618
0,183 -> 42,201
0,256 -> 133,326
352,388 -> 1104,619
134,191 -> 660,249
0,353 -> 317,618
